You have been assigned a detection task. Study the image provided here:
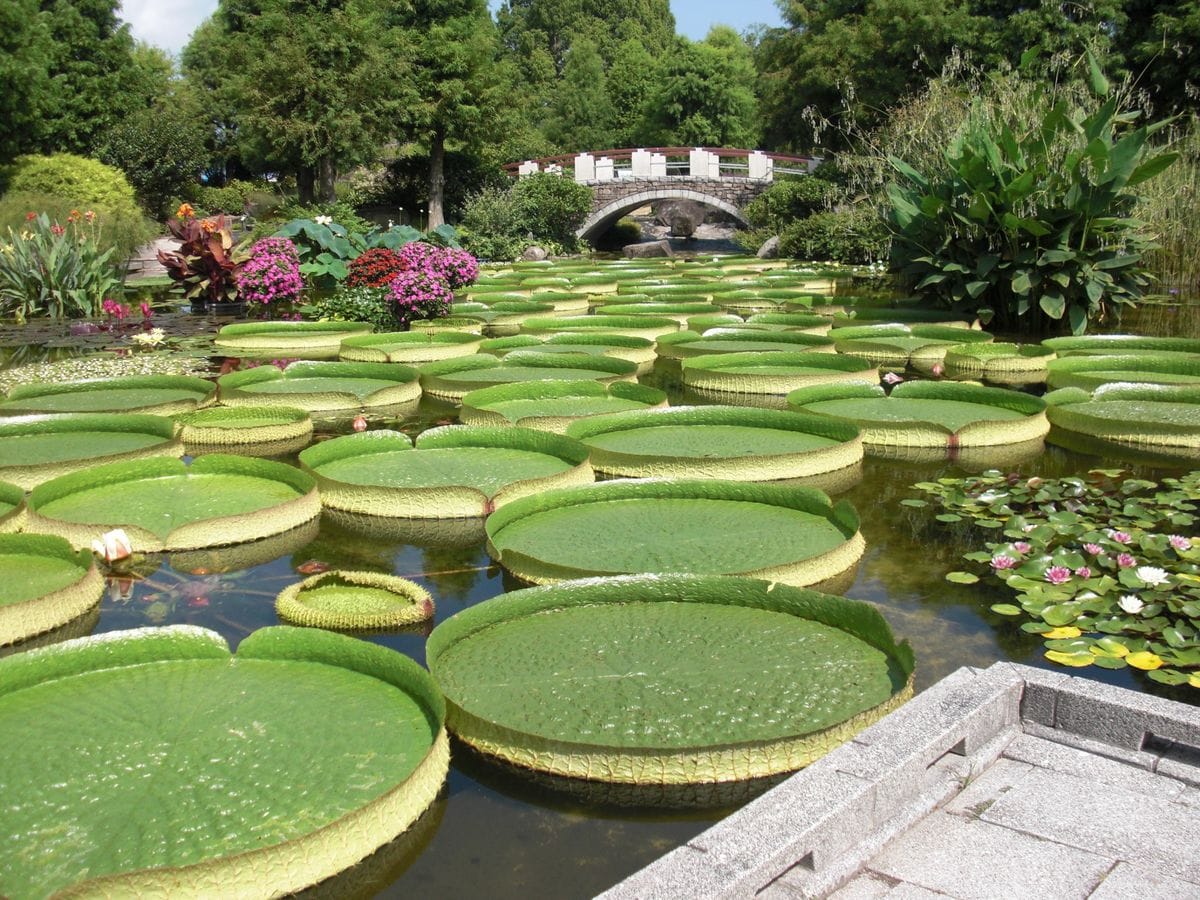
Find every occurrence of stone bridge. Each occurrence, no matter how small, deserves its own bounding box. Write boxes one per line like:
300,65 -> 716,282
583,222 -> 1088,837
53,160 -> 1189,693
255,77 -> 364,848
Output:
503,148 -> 818,242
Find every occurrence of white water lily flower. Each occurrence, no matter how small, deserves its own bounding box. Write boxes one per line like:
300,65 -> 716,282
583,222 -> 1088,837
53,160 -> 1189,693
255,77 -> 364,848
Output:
91,528 -> 132,562
1135,566 -> 1170,587
314,215 -> 333,225
1118,594 -> 1144,614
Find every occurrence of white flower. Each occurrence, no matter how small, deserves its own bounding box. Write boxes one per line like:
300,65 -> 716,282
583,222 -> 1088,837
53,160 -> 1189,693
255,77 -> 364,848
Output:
1118,594 -> 1144,614
314,215 -> 333,225
91,528 -> 132,562
131,328 -> 165,347
1135,566 -> 1170,586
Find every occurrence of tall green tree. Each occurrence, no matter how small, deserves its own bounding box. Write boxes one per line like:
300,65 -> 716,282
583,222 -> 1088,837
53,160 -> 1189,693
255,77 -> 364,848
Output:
606,37 -> 657,148
0,0 -> 51,163
184,0 -> 411,204
546,38 -> 613,150
640,29 -> 759,148
394,0 -> 502,228
1121,0 -> 1200,116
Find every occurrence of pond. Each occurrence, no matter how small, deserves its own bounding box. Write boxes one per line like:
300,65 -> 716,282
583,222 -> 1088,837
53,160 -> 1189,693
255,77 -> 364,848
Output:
3,287 -> 1198,898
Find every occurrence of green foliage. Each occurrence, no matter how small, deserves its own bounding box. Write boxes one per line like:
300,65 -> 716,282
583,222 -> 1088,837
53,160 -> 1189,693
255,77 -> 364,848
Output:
305,285 -> 399,330
0,212 -> 121,322
743,178 -> 837,232
1136,115 -> 1200,294
158,213 -> 243,305
460,175 -> 590,259
4,154 -> 140,214
195,180 -> 277,217
0,192 -> 152,263
915,469 -> 1200,687
886,59 -> 1178,335
780,208 -> 890,264
0,0 -> 51,163
547,38 -> 613,151
99,106 -> 209,218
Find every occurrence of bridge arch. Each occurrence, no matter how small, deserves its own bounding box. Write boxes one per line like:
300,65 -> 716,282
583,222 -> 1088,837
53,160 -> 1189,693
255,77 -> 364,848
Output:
577,188 -> 749,242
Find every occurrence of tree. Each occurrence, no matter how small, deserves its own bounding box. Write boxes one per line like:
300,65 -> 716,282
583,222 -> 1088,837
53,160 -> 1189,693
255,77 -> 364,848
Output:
396,0 -> 503,227
99,105 -> 209,216
546,38 -> 613,151
0,0 -> 51,163
1121,0 -> 1200,116
185,0 -> 412,204
640,30 -> 759,148
606,38 -> 657,148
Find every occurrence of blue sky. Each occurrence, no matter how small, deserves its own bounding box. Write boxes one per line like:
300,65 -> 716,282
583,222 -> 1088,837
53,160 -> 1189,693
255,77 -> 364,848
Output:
118,1 -> 784,55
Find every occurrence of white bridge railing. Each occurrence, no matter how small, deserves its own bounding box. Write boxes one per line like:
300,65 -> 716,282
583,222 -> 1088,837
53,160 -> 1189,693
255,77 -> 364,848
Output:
504,148 -> 818,184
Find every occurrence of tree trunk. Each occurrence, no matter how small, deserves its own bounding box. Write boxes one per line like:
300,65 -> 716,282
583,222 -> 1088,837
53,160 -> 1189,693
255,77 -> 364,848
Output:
428,125 -> 446,229
318,154 -> 337,204
297,166 -> 315,205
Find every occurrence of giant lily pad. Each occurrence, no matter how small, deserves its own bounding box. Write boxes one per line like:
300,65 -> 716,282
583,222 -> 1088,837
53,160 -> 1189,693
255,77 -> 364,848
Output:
1045,354 -> 1200,391
1045,384 -> 1200,461
419,353 -> 638,402
0,375 -> 216,416
0,533 -> 103,646
520,314 -> 680,340
483,334 -> 657,371
339,331 -> 482,364
744,312 -> 833,334
0,478 -> 25,533
942,342 -> 1055,385
486,479 -> 864,587
832,324 -> 993,372
830,308 -> 975,327
0,413 -> 182,489
174,406 -> 313,455
276,570 -> 435,630
566,406 -> 863,480
460,380 -> 668,433
657,330 -> 834,360
214,321 -> 374,360
451,300 -> 557,335
787,381 -> 1049,449
0,625 -> 448,897
300,426 -> 593,518
218,361 -> 421,412
681,351 -> 878,395
1043,334 -> 1200,356
427,574 -> 913,789
593,301 -> 722,323
26,455 -> 321,551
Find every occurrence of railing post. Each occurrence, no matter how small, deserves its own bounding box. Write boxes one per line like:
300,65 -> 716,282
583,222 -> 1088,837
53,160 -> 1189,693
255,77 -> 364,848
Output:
574,153 -> 595,182
595,157 -> 614,181
689,148 -> 708,177
631,149 -> 652,177
749,151 -> 769,180
707,152 -> 720,178
517,161 -> 540,177
650,153 -> 667,177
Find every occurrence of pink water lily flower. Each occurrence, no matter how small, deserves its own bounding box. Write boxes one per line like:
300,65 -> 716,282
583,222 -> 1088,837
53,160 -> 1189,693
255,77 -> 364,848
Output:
882,372 -> 904,385
1083,543 -> 1103,555
991,554 -> 1017,570
1013,541 -> 1031,555
1117,553 -> 1137,569
1109,530 -> 1133,544
91,528 -> 132,562
1044,566 -> 1072,585
1074,566 -> 1092,579
1168,535 -> 1193,552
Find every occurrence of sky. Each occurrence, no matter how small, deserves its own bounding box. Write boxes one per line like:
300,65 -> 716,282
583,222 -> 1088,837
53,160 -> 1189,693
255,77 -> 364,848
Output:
117,1 -> 785,56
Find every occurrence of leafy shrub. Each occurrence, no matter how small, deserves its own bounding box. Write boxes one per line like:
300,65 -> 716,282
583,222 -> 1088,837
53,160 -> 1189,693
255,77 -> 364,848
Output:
346,248 -> 406,288
195,180 -> 276,217
3,154 -> 141,213
511,174 -> 592,246
742,178 -> 836,232
388,270 -> 453,327
236,237 -> 303,306
780,207 -> 889,263
0,192 -> 152,263
157,206 -> 244,305
99,107 -> 209,218
886,57 -> 1177,335
305,285 -> 397,330
0,211 -> 121,321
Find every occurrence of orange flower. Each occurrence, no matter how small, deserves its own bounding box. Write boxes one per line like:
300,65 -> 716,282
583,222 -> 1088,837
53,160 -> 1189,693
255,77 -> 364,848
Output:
176,202 -> 195,219
200,218 -> 219,234
84,210 -> 96,223
68,209 -> 81,223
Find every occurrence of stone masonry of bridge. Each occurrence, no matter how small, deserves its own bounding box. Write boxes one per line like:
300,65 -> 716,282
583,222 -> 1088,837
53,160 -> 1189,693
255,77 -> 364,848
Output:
578,177 -> 769,240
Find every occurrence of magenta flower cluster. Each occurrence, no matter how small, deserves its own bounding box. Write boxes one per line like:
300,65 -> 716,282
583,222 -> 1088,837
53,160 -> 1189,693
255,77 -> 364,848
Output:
387,269 -> 453,326
397,242 -> 479,289
237,237 -> 303,305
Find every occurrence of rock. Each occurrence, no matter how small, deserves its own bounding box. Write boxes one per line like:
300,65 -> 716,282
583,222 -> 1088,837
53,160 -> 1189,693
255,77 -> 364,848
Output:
757,236 -> 781,259
520,246 -> 549,261
623,240 -> 674,259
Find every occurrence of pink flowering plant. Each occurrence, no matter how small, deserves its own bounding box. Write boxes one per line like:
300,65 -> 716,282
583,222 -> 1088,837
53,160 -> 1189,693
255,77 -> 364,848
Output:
912,469 -> 1200,686
387,269 -> 453,327
236,237 -> 303,306
397,242 -> 479,289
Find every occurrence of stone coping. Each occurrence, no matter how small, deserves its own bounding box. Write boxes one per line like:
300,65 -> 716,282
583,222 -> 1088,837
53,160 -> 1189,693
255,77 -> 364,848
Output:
601,662 -> 1200,899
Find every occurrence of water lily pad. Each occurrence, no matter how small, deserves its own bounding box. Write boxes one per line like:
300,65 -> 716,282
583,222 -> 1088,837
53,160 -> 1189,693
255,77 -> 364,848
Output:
520,314 -> 680,340
0,413 -> 182,488
338,331 -> 483,364
0,533 -> 103,646
1046,354 -> 1200,391
1045,384 -> 1200,461
0,375 -> 216,416
486,479 -> 864,588
419,353 -> 638,402
942,342 -> 1055,385
831,324 -> 993,372
656,330 -> 835,360
593,301 -> 723,323
682,351 -> 878,395
27,455 -> 320,551
214,320 -> 374,359
1043,334 -> 1200,356
174,405 -> 313,454
218,361 -> 421,413
460,380 -> 668,433
300,426 -> 593,518
0,625 -> 448,897
788,381 -> 1049,449
427,574 -> 913,789
566,406 -> 863,480
276,570 -> 435,630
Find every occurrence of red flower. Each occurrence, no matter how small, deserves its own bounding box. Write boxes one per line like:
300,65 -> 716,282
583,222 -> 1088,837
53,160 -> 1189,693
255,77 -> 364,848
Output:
296,560 -> 330,575
50,223 -> 65,236
25,211 -> 36,221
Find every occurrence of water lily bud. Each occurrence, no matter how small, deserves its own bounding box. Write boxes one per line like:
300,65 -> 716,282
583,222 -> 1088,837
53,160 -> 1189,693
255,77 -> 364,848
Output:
91,528 -> 132,562
352,415 -> 368,432
931,362 -> 945,377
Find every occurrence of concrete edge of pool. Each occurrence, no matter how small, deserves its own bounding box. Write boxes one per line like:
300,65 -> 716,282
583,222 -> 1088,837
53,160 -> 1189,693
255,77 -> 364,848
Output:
600,662 -> 1200,899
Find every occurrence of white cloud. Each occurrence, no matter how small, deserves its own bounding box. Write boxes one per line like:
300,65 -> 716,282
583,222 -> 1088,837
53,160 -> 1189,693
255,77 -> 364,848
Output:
119,1 -> 217,55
